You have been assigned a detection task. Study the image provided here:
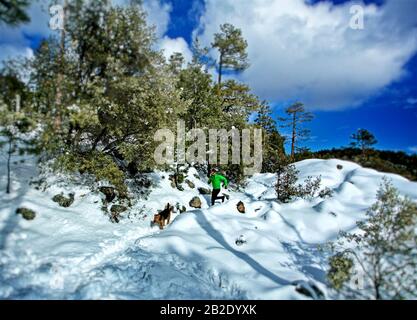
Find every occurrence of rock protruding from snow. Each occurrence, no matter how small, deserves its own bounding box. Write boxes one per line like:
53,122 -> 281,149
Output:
99,187 -> 116,203
236,201 -> 246,214
110,205 -> 128,223
52,193 -> 75,208
189,196 -> 202,209
198,187 -> 211,195
16,208 -> 36,220
185,179 -> 195,189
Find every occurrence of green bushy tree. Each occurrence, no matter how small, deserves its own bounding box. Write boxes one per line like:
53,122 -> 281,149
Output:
212,23 -> 249,86
275,154 -> 299,203
327,178 -> 417,299
350,128 -> 377,160
0,0 -> 30,26
255,102 -> 285,173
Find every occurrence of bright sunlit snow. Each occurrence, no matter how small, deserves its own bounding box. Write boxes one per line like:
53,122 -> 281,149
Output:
1,153 -> 416,299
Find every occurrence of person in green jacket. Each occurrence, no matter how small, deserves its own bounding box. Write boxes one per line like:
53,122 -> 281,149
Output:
208,169 -> 229,206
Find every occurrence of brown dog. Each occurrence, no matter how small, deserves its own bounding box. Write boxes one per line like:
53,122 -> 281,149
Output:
152,203 -> 174,230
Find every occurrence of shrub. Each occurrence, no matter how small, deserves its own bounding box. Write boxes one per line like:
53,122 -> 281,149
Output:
326,178 -> 417,299
275,161 -> 299,203
16,207 -> 36,220
56,152 -> 128,198
275,157 -> 332,203
298,176 -> 322,199
319,187 -> 333,199
327,253 -> 354,291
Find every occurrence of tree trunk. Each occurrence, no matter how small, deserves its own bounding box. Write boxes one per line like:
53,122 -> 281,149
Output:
54,0 -> 67,132
290,112 -> 297,160
218,52 -> 223,86
374,282 -> 381,300
6,137 -> 12,194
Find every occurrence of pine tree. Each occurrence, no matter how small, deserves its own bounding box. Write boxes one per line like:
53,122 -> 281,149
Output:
177,58 -> 219,130
29,1 -> 188,196
168,52 -> 185,76
212,23 -> 249,86
327,178 -> 417,299
0,0 -> 30,26
350,128 -> 377,160
219,80 -> 258,124
278,102 -> 314,160
0,73 -> 35,194
255,102 -> 285,172
275,154 -> 299,203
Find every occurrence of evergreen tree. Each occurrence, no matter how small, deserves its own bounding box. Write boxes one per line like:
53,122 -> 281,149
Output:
0,67 -> 29,111
177,57 -> 220,130
278,102 -> 314,160
255,102 -> 285,172
350,128 -> 377,160
168,52 -> 185,76
0,71 -> 35,194
275,154 -> 299,203
219,79 -> 258,125
29,1 -> 187,196
0,0 -> 30,26
212,23 -> 249,86
327,178 -> 417,299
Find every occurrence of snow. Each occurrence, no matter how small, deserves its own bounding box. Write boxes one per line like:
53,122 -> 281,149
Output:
1,154 -> 416,299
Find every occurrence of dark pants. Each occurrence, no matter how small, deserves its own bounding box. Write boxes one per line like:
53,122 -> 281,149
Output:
211,189 -> 225,206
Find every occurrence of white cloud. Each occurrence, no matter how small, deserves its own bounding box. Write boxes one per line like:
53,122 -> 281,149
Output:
142,0 -> 172,38
193,0 -> 417,110
0,44 -> 33,64
110,0 -> 172,37
159,36 -> 193,63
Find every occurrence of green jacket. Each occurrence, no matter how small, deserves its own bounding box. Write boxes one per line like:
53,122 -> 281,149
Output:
209,174 -> 228,190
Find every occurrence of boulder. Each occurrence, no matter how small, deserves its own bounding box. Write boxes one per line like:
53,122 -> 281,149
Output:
99,186 -> 116,203
235,235 -> 247,246
110,205 -> 128,224
198,187 -> 211,195
16,207 -> 36,220
236,201 -> 246,214
175,203 -> 187,214
110,205 -> 127,215
52,193 -> 75,208
337,164 -> 343,170
189,196 -> 202,209
185,179 -> 195,189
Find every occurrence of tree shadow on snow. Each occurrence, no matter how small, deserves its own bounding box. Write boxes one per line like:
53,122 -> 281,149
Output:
195,211 -> 291,287
281,241 -> 329,285
0,156 -> 36,251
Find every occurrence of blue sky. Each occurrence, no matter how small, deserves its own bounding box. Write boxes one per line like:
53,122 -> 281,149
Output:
1,0 -> 416,153
306,52 -> 417,151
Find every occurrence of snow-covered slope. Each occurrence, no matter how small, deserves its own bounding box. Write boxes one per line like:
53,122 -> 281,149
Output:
1,156 -> 416,299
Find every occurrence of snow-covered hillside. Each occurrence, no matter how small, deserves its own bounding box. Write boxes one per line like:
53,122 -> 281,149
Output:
1,155 -> 416,299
